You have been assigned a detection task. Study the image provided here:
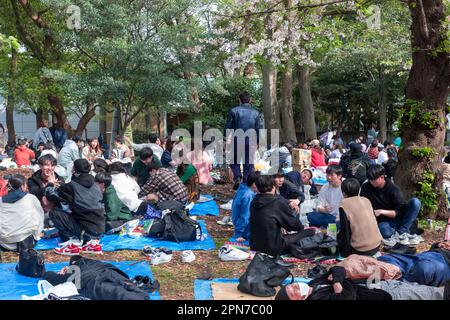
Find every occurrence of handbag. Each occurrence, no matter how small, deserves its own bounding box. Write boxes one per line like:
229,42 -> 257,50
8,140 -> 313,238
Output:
238,252 -> 293,297
288,233 -> 338,260
16,249 -> 45,278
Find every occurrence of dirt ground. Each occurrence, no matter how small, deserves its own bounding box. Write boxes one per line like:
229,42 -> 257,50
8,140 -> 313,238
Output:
0,179 -> 446,300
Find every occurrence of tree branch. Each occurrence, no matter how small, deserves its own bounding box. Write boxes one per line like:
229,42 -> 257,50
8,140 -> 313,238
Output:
415,0 -> 430,42
213,0 -> 353,19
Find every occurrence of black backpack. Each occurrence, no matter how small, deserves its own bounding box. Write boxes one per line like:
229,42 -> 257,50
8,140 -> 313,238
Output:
161,209 -> 202,242
16,249 -> 46,278
348,158 -> 368,184
287,233 -> 338,260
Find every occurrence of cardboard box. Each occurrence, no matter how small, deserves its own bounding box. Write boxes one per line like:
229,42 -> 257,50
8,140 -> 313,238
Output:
291,149 -> 311,168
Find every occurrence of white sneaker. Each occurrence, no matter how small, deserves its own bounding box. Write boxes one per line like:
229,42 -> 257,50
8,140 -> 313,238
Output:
395,232 -> 410,246
217,216 -> 232,226
220,200 -> 233,211
406,234 -> 421,246
181,250 -> 196,263
149,249 -> 173,265
218,245 -> 250,261
408,233 -> 424,243
57,238 -> 83,248
382,235 -> 397,247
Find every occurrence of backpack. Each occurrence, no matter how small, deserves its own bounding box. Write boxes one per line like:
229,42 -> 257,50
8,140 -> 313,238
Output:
161,208 -> 202,242
16,249 -> 46,278
348,158 -> 368,184
287,233 -> 338,260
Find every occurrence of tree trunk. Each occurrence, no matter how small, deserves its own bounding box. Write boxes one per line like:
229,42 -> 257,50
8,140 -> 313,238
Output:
6,46 -> 17,145
395,0 -> 450,219
280,64 -> 297,143
48,93 -> 73,137
261,63 -> 282,142
297,65 -> 317,140
379,70 -> 387,142
36,108 -> 46,129
73,103 -> 97,137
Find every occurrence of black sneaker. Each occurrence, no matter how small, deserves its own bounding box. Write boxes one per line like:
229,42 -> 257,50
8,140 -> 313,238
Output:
383,243 -> 417,255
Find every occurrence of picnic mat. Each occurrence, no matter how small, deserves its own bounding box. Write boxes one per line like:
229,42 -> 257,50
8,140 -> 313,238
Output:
36,220 -> 216,251
0,261 -> 160,300
194,278 -> 310,300
189,195 -> 220,216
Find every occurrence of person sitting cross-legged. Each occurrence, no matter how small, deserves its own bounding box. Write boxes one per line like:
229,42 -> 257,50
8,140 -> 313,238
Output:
337,178 -> 382,258
48,159 -> 106,255
138,159 -> 188,204
249,175 -> 314,262
360,164 -> 422,247
95,172 -> 133,234
306,164 -> 344,229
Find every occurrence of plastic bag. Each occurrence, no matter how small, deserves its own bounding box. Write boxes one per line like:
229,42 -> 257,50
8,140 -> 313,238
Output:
22,280 -> 79,300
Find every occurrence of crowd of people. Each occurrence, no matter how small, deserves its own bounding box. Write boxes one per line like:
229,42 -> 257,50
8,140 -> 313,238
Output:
0,91 -> 449,301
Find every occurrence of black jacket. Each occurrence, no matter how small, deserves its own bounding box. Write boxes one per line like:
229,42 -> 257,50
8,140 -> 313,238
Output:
340,151 -> 370,184
43,256 -> 149,300
48,173 -> 105,234
250,193 -> 303,257
307,266 -> 392,300
360,179 -> 406,223
224,104 -> 262,143
278,180 -> 305,204
27,170 -> 65,201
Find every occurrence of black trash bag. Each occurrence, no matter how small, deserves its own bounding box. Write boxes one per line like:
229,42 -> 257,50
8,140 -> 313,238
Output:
238,252 -> 293,297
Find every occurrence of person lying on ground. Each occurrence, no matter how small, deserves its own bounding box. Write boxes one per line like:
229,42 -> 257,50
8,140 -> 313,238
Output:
377,241 -> 450,287
275,266 -> 450,300
95,171 -> 133,234
360,164 -> 421,245
232,170 -> 260,242
138,160 -> 188,204
337,178 -> 382,258
307,165 -> 343,228
42,255 -> 150,300
273,169 -> 305,214
0,174 -> 44,252
47,159 -> 105,253
124,133 -> 163,159
249,175 -> 314,260
130,147 -> 162,187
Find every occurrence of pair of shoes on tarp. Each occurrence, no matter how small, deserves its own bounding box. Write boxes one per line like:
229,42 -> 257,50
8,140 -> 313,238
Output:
132,275 -> 160,293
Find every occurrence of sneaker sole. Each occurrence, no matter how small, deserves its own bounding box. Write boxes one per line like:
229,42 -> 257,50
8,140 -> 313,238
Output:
54,250 -> 81,256
81,250 -> 103,255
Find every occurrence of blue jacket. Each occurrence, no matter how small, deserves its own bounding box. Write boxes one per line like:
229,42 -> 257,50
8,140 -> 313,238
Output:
231,183 -> 256,240
224,104 -> 263,143
50,127 -> 68,149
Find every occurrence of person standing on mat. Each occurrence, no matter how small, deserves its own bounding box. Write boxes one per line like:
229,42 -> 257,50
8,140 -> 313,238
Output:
224,92 -> 263,190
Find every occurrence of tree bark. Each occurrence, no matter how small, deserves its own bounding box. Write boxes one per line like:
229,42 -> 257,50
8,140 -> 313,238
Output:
73,103 -> 97,137
48,94 -> 73,137
280,64 -> 297,142
261,63 -> 282,142
6,46 -> 17,145
395,0 -> 450,219
297,65 -> 317,140
378,70 -> 387,142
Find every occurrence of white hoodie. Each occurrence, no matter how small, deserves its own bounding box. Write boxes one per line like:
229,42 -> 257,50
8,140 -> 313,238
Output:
111,173 -> 143,212
0,194 -> 44,250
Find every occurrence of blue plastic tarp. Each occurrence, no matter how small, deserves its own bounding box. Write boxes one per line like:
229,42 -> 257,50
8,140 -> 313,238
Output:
0,261 -> 160,300
194,278 -> 310,300
36,220 -> 216,251
189,195 -> 219,216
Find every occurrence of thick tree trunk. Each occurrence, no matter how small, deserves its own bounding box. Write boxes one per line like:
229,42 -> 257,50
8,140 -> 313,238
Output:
297,65 -> 317,140
261,63 -> 282,143
280,64 -> 297,143
379,71 -> 387,143
6,46 -> 17,145
395,0 -> 450,219
73,103 -> 97,137
48,94 -> 73,137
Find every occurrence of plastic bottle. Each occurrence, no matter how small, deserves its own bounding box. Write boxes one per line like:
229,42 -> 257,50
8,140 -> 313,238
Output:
327,223 -> 337,240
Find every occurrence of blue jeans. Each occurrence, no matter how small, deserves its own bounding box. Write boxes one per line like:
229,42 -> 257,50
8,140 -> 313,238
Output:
378,251 -> 450,286
307,212 -> 338,229
230,139 -> 255,183
378,198 -> 421,238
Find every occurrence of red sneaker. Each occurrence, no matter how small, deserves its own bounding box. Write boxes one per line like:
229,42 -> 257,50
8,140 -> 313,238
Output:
54,243 -> 81,256
81,241 -> 103,255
